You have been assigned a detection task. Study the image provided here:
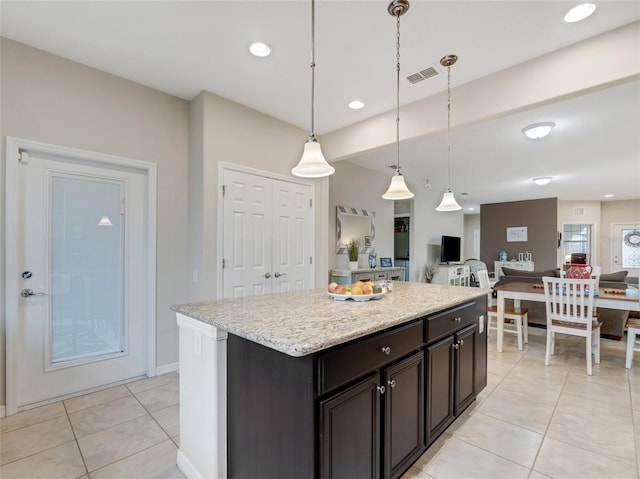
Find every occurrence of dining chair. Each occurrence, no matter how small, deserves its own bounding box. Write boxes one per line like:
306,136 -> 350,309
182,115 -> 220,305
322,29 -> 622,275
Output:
477,269 -> 528,350
625,318 -> 640,368
542,276 -> 600,375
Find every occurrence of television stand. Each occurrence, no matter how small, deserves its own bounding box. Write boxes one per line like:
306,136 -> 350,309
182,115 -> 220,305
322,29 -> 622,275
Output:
433,264 -> 470,286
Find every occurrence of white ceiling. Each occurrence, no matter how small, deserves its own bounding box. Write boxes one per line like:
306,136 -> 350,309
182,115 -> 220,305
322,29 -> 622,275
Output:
2,1 -> 639,212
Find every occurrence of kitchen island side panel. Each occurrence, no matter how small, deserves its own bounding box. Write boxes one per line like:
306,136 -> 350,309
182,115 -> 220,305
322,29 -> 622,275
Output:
227,334 -> 316,479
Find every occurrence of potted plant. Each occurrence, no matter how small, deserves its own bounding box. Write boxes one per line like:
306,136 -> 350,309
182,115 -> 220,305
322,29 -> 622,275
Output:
347,239 -> 359,270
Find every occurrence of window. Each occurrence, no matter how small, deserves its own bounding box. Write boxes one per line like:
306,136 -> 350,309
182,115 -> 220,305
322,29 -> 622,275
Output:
562,224 -> 593,263
621,229 -> 640,268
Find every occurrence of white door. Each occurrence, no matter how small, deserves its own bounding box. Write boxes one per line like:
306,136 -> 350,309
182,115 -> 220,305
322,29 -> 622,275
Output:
7,140 -> 154,412
612,223 -> 640,278
222,169 -> 313,299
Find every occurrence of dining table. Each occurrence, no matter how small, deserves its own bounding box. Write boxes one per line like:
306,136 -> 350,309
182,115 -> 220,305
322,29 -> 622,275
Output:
493,280 -> 640,353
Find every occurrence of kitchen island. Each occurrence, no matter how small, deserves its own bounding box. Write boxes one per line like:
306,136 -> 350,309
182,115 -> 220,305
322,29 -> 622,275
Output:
172,282 -> 488,479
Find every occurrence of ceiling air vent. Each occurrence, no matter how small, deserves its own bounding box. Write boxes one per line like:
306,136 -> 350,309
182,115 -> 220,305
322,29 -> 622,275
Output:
573,207 -> 585,216
406,65 -> 439,84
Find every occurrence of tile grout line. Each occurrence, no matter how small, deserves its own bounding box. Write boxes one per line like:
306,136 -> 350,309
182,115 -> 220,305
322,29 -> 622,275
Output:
76,382 -> 178,476
62,399 -> 91,479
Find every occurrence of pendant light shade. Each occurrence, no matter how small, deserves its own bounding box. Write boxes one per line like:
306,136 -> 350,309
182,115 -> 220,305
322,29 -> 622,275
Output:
436,54 -> 462,212
383,173 -> 414,200
292,138 -> 334,178
292,0 -> 334,178
436,189 -> 461,211
382,0 -> 413,200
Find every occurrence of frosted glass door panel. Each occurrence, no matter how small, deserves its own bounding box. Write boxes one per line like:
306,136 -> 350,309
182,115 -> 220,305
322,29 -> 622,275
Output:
50,175 -> 125,365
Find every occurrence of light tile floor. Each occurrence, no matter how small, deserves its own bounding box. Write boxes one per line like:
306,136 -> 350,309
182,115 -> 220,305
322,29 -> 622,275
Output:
1,328 -> 639,479
401,327 -> 640,479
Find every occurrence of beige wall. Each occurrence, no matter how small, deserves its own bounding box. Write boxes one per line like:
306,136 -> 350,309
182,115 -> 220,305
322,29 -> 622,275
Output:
0,38 -> 190,406
188,91 -> 330,301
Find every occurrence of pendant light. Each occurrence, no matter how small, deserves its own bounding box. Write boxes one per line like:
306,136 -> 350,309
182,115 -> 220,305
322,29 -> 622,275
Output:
382,0 -> 414,200
292,0 -> 335,178
436,54 -> 462,211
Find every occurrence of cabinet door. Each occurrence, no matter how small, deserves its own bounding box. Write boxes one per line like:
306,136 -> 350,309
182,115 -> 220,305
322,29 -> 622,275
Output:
455,324 -> 476,414
426,335 -> 454,445
320,374 -> 381,479
383,352 -> 425,479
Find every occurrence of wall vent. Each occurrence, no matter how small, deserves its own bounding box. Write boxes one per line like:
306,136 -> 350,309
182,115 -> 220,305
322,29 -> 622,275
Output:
406,65 -> 439,84
573,207 -> 585,216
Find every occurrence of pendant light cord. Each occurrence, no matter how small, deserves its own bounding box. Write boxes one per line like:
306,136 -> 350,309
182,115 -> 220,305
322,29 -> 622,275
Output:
446,63 -> 452,190
395,13 -> 401,173
309,0 -> 316,140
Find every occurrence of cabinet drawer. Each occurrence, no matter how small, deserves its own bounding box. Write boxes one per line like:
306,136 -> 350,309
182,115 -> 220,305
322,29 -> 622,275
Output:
373,271 -> 388,281
425,302 -> 476,344
318,321 -> 424,395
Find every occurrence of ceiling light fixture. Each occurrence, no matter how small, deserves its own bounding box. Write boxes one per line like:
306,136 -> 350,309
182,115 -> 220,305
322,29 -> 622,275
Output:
291,0 -> 334,178
436,54 -> 462,211
348,100 -> 365,110
604,194 -> 614,198
249,42 -> 271,57
533,177 -> 552,186
98,215 -> 113,226
382,0 -> 414,201
522,121 -> 555,139
564,3 -> 597,23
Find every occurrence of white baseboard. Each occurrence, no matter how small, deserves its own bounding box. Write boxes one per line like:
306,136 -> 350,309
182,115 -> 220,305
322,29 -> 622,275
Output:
177,449 -> 203,479
156,361 -> 179,376
0,405 -> 5,418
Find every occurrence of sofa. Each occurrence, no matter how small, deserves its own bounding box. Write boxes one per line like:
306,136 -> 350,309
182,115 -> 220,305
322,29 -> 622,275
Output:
493,267 -> 634,340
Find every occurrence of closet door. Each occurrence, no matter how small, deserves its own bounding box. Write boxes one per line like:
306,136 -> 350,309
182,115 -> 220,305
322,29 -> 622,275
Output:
272,180 -> 313,293
223,169 -> 273,298
223,169 -> 313,299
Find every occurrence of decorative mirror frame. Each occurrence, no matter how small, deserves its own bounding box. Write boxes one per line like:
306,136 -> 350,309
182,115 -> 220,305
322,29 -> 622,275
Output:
336,205 -> 376,254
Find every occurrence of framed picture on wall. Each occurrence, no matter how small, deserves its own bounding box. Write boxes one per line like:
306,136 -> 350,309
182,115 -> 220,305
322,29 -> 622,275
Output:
506,226 -> 528,242
380,257 -> 392,267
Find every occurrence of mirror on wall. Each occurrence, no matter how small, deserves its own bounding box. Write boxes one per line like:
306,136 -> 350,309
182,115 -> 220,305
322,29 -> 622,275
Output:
336,206 -> 375,254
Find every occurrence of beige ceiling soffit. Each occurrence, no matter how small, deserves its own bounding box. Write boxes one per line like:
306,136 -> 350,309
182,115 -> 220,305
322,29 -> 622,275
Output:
322,21 -> 640,162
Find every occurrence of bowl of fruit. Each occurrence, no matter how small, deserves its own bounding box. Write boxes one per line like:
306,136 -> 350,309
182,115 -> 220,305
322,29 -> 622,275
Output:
327,280 -> 385,302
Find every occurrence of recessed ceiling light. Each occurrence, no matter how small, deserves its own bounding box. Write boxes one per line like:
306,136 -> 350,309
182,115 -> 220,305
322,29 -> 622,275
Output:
249,42 -> 271,57
533,177 -> 552,186
522,122 -> 555,139
564,3 -> 597,23
604,194 -> 614,198
348,100 -> 365,110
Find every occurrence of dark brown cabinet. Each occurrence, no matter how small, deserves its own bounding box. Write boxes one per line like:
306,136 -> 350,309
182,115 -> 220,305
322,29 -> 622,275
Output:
425,301 -> 481,445
320,327 -> 425,479
320,374 -> 381,479
227,298 -> 487,479
383,351 -> 425,479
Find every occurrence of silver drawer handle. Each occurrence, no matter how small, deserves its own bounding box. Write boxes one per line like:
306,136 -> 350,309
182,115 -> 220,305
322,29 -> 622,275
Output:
459,339 -> 464,346
381,346 -> 391,355
453,343 -> 459,350
387,379 -> 396,388
454,317 -> 462,322
377,385 -> 386,395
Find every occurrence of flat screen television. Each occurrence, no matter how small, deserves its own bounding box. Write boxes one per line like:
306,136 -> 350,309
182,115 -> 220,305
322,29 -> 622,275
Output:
440,235 -> 461,264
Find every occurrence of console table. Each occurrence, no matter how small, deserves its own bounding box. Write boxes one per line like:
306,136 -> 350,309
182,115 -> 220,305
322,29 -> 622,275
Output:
433,264 -> 470,286
331,267 -> 405,284
494,260 -> 534,280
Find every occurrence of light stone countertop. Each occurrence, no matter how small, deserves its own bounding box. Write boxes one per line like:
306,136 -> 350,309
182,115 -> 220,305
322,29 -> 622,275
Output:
171,282 -> 488,357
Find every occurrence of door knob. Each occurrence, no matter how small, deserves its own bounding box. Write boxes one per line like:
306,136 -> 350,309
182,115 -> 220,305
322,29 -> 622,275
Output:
274,272 -> 287,278
264,273 -> 271,279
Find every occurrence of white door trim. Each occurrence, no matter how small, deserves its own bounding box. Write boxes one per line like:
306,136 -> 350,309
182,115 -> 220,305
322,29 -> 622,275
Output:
5,136 -> 157,415
216,162 -> 315,301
